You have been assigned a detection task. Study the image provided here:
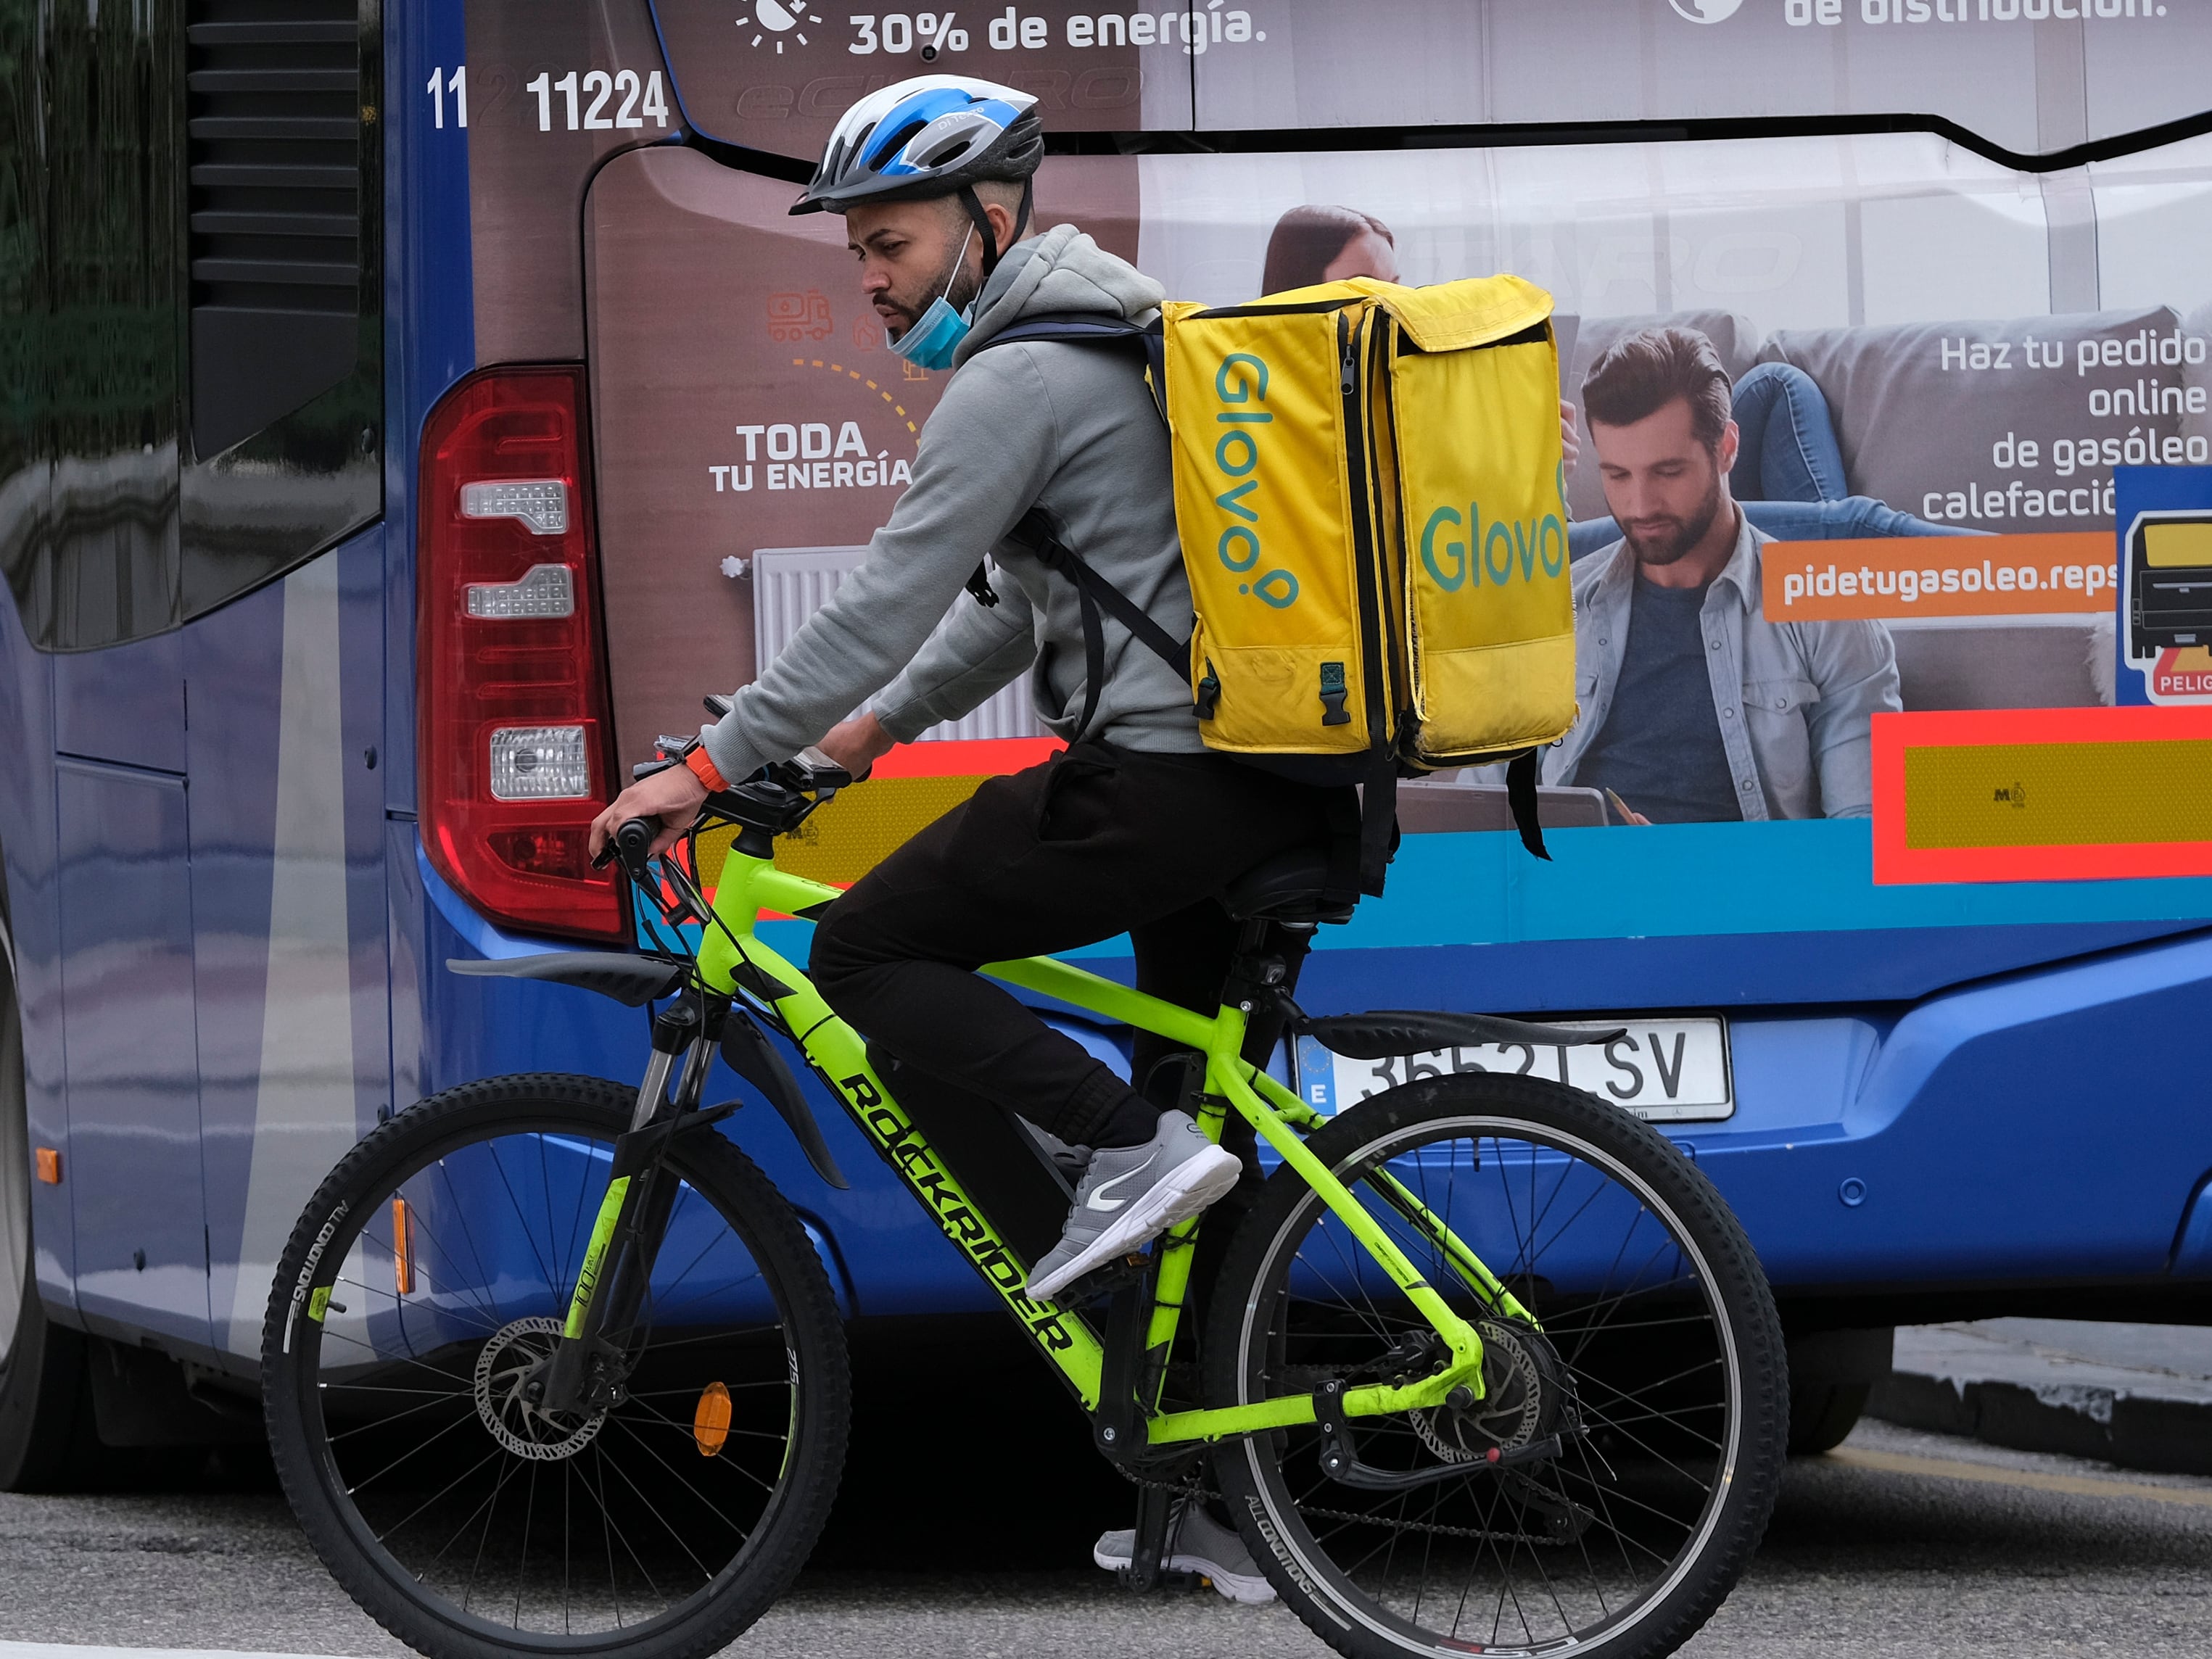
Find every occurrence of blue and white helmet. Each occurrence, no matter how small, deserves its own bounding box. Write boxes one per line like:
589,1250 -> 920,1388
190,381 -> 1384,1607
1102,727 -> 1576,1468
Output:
791,75 -> 1044,218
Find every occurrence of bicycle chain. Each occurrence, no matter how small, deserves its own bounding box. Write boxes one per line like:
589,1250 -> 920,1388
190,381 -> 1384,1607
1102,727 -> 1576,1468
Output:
1112,1457 -> 1565,1549
1113,1461 -> 1216,1503
1292,1501 -> 1564,1547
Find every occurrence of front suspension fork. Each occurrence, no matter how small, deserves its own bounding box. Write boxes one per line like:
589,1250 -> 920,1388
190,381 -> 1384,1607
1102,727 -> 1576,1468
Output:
542,1001 -> 719,1414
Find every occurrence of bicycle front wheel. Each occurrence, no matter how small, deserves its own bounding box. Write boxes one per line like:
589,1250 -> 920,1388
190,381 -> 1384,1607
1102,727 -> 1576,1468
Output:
1205,1072 -> 1785,1659
261,1074 -> 849,1659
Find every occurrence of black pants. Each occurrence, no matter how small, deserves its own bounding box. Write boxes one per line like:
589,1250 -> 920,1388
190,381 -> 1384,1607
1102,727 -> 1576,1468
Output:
810,740 -> 1350,1151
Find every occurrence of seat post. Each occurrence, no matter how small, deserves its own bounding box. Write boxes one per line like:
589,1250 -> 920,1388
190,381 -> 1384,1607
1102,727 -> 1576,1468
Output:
1220,918 -> 1313,1021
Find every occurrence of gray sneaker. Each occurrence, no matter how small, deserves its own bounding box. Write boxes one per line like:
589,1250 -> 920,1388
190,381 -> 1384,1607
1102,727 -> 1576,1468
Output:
1023,1110 -> 1242,1302
1093,1502 -> 1277,1604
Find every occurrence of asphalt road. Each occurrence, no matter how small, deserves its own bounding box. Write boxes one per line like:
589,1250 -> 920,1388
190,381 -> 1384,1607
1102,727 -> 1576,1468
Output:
1,1415 -> 2208,1659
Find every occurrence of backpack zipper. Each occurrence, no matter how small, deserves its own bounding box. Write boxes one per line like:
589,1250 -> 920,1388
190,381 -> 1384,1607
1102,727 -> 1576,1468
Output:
1337,309 -> 1392,758
1370,315 -> 1411,751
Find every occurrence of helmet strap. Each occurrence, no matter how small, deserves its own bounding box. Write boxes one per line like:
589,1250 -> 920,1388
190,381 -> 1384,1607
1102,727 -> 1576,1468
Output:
960,177 -> 1033,294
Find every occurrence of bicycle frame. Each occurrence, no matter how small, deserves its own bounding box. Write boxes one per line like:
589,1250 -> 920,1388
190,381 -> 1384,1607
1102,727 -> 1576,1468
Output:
577,829 -> 1524,1451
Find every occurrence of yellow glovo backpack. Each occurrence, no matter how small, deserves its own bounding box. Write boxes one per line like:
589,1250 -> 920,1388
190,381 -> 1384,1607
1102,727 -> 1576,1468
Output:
979,274 -> 1576,895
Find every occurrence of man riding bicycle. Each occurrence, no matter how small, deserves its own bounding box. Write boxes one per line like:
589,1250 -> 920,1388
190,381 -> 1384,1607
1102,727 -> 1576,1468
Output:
588,75 -> 1348,1396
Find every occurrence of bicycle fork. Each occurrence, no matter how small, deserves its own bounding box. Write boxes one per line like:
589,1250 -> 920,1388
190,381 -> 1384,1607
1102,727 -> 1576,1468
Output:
540,995 -> 723,1417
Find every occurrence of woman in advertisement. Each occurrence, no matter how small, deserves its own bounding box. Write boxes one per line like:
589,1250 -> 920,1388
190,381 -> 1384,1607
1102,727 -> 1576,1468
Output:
1259,203 -> 1973,560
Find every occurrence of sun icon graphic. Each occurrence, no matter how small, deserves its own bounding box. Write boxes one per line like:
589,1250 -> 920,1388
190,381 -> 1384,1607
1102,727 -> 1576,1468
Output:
736,0 -> 822,51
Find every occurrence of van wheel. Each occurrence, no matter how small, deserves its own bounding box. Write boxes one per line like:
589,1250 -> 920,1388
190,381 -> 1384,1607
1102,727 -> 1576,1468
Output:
1786,1382 -> 1871,1456
0,962 -> 95,1491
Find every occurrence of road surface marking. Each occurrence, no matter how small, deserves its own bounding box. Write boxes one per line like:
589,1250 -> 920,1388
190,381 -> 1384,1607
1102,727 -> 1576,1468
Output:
1828,1446 -> 2212,1509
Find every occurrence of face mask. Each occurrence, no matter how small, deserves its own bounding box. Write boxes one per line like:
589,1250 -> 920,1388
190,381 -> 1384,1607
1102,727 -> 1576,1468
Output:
889,226 -> 975,371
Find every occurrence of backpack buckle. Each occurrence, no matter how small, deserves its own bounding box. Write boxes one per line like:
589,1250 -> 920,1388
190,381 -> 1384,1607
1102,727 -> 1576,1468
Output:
1318,662 -> 1351,727
1194,661 -> 1221,721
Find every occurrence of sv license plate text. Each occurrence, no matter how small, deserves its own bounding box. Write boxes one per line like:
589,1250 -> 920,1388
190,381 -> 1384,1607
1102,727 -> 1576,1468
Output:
1305,1019 -> 1733,1124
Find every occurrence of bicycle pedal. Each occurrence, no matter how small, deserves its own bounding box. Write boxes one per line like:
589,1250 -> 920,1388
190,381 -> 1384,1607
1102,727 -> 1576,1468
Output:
1115,1565 -> 1207,1595
1065,1251 -> 1154,1302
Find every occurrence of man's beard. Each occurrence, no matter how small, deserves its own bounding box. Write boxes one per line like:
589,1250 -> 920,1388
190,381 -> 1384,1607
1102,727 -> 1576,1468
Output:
1623,474 -> 1725,568
886,244 -> 982,337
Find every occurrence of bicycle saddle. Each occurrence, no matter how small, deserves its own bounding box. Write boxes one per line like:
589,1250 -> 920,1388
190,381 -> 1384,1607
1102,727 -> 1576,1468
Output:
1218,847 -> 1356,927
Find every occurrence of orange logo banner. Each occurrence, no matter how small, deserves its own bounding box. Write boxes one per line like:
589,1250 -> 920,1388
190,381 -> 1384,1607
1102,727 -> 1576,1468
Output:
1762,532 -> 2116,621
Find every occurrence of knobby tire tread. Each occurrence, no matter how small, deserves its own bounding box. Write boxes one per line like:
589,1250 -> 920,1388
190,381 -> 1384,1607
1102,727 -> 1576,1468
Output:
1202,1071 -> 1786,1659
260,1073 -> 850,1659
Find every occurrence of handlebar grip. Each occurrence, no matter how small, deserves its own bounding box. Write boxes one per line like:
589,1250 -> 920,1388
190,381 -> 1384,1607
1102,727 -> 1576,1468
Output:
615,818 -> 658,860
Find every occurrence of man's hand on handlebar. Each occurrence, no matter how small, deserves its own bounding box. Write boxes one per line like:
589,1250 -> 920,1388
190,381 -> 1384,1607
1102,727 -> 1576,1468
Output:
588,762 -> 708,864
816,711 -> 896,780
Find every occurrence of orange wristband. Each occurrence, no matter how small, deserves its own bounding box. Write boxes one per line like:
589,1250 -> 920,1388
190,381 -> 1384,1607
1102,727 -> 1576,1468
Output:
684,745 -> 729,792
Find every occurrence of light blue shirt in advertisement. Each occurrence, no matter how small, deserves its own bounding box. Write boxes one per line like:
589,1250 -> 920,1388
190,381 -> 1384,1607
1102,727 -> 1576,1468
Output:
1543,513 -> 1902,820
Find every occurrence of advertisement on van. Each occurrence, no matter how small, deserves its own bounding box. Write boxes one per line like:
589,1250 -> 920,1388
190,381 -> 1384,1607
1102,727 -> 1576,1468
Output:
450,0 -> 2212,943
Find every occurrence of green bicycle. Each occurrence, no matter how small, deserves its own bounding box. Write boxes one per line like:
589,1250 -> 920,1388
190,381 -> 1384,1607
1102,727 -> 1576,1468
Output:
262,750 -> 1786,1659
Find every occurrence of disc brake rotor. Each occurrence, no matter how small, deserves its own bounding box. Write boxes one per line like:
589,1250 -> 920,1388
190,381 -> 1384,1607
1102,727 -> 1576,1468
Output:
472,1316 -> 606,1461
1411,1317 -> 1561,1464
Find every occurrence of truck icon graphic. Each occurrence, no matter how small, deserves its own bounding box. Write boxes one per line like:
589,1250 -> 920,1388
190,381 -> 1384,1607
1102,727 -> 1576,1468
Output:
2128,511 -> 2212,658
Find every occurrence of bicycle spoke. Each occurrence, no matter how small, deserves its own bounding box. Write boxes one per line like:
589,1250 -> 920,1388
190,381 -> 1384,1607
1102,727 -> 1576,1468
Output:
282,1104 -> 829,1647
1231,1099 -> 1765,1659
485,1141 -> 565,1306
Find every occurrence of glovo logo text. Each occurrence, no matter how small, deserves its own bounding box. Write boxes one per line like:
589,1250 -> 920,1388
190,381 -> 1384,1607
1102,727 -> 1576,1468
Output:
1418,500 -> 1568,593
1209,352 -> 1299,611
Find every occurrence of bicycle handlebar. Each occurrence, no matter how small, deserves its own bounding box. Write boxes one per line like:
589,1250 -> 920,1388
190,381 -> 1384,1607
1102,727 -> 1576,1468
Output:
597,747 -> 857,885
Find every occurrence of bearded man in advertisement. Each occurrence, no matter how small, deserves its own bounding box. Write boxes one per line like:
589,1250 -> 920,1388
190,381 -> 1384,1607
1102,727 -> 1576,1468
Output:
1545,327 -> 1902,824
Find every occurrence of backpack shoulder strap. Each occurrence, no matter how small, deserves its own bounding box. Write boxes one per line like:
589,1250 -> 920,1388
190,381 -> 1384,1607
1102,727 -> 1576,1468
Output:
972,313 -> 1166,422
970,315 -> 1181,739
1002,506 -> 1188,742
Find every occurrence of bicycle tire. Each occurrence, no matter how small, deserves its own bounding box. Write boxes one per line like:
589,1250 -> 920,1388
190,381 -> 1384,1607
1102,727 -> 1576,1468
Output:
1204,1071 -> 1786,1659
262,1074 -> 849,1659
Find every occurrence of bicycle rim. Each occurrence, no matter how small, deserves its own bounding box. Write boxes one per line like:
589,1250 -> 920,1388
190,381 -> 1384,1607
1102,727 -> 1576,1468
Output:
1222,1104 -> 1761,1657
286,1112 -> 811,1645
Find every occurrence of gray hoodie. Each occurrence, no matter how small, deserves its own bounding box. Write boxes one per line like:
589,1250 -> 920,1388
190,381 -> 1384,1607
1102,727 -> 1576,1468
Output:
698,223 -> 1202,785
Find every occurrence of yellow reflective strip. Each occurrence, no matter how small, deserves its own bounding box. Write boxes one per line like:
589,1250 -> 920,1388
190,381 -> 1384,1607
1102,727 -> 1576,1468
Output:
1903,738 -> 2212,849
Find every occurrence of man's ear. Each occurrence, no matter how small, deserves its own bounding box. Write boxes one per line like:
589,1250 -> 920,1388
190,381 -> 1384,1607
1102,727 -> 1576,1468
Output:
983,198 -> 1018,256
1714,418 -> 1741,480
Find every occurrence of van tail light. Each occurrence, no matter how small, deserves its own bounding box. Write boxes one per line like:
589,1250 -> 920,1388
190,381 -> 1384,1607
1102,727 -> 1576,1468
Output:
418,366 -> 625,942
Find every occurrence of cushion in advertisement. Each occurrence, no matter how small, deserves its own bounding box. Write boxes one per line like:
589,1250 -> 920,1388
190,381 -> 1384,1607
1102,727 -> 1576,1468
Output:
1758,307 -> 2189,537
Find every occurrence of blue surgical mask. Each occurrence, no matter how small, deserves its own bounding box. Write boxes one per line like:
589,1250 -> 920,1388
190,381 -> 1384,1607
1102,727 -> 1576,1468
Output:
889,226 -> 975,371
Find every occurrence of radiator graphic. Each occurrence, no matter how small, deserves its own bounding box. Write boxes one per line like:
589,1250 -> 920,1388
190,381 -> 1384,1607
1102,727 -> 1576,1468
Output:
730,548 -> 1057,886
750,545 -> 1044,744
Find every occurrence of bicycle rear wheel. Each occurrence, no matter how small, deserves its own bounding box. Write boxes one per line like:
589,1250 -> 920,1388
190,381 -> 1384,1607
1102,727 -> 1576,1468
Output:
1205,1072 -> 1784,1659
262,1074 -> 849,1659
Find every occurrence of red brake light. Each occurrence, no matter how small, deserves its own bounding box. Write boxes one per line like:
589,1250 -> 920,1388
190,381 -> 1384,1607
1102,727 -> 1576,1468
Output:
418,367 -> 625,942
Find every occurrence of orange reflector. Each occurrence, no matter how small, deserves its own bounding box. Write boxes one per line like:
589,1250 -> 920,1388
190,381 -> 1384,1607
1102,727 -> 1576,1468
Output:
392,1197 -> 413,1295
34,1147 -> 60,1184
693,1381 -> 732,1457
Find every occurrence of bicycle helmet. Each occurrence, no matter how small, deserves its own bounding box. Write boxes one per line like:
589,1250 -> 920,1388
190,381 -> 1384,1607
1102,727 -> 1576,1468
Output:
793,75 -> 1044,281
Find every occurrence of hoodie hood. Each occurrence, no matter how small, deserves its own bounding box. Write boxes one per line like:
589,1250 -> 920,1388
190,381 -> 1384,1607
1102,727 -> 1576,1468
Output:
952,223 -> 1165,368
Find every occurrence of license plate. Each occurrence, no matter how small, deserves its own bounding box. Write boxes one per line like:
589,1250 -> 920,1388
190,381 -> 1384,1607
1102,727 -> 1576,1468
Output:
1295,1017 -> 1733,1124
